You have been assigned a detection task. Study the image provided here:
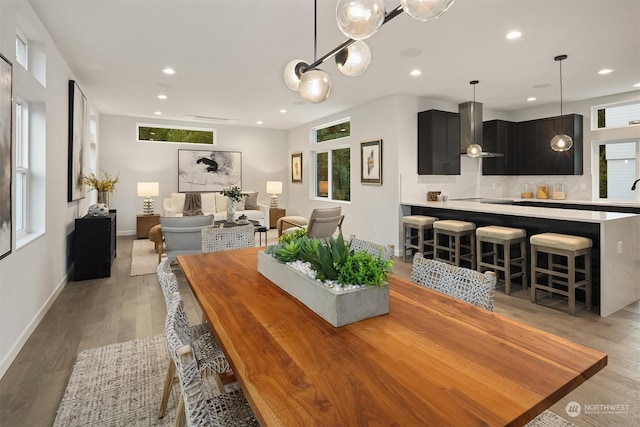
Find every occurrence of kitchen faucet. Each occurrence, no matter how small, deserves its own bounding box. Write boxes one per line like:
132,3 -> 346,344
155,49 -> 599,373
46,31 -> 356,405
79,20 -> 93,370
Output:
632,178 -> 640,190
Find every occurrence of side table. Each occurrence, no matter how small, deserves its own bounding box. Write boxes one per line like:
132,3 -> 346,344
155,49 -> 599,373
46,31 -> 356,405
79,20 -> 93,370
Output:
137,214 -> 161,239
270,208 -> 286,229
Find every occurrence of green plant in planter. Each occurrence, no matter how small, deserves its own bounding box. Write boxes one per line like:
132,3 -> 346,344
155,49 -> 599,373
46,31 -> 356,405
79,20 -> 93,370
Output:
266,232 -> 392,286
278,227 -> 307,243
220,186 -> 243,203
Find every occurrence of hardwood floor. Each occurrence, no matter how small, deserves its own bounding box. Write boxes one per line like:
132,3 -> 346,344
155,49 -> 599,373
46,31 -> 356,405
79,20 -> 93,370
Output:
0,235 -> 638,426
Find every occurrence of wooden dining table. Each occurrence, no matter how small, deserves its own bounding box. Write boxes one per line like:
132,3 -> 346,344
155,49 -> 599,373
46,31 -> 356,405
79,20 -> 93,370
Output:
177,247 -> 607,427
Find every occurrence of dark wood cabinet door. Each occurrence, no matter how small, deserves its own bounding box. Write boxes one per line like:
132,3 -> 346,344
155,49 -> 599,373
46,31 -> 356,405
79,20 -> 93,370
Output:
417,110 -> 460,175
516,120 -> 537,175
74,212 -> 116,281
482,120 -> 517,175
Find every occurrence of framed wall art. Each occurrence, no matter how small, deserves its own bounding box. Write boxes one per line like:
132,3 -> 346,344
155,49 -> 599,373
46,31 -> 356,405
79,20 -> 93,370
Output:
178,149 -> 242,192
0,54 -> 12,260
291,152 -> 302,183
360,139 -> 382,185
68,80 -> 87,202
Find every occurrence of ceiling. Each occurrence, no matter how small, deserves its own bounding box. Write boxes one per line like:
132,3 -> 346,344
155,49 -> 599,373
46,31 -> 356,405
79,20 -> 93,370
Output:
30,0 -> 640,130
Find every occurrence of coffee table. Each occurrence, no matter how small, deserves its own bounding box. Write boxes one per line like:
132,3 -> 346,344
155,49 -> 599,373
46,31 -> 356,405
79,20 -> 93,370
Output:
214,220 -> 268,246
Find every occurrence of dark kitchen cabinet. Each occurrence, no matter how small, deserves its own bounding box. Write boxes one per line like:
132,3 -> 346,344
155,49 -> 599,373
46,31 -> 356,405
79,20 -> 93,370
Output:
482,120 -> 517,175
484,114 -> 583,176
74,210 -> 117,281
417,110 -> 460,175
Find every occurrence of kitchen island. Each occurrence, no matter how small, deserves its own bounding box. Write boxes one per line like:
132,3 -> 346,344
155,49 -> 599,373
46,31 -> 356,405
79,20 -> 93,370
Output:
402,200 -> 640,317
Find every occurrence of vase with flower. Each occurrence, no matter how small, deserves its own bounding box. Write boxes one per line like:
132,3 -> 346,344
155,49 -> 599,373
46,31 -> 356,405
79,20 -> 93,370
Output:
82,171 -> 119,207
220,185 -> 243,223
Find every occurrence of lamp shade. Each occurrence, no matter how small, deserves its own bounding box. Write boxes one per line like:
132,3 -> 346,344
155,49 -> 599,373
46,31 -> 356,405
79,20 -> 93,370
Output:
266,181 -> 283,195
336,0 -> 386,40
283,59 -> 308,91
299,69 -> 332,104
137,182 -> 159,197
336,41 -> 372,77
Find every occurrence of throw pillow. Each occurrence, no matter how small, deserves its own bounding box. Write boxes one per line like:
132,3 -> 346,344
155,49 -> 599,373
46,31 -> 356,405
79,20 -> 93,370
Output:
236,194 -> 247,210
215,192 -> 227,213
244,192 -> 259,210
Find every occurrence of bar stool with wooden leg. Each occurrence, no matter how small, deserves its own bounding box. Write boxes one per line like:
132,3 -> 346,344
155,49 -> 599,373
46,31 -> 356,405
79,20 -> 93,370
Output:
433,220 -> 476,269
401,215 -> 438,262
530,232 -> 592,316
476,225 -> 527,295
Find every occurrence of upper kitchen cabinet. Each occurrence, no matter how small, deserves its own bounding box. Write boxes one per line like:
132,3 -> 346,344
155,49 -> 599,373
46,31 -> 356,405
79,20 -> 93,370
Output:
417,110 -> 461,175
517,114 -> 583,175
482,120 -> 517,175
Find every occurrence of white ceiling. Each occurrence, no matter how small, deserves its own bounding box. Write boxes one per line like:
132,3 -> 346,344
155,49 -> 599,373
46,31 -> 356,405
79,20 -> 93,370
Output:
30,0 -> 640,130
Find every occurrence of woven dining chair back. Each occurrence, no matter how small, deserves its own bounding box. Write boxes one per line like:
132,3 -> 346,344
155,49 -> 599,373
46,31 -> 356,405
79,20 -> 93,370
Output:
410,253 -> 496,311
166,293 -> 259,427
349,238 -> 393,261
157,269 -> 179,310
201,224 -> 255,253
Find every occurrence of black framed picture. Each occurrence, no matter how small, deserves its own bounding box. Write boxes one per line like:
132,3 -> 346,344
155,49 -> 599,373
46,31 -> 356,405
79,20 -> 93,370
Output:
178,149 -> 242,192
291,152 -> 302,183
360,139 -> 382,185
0,53 -> 12,260
68,80 -> 87,202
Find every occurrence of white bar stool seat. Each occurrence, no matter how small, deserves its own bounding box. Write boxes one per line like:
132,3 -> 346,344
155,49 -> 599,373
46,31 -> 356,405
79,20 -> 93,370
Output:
402,215 -> 438,262
530,232 -> 592,316
433,220 -> 476,269
476,225 -> 527,295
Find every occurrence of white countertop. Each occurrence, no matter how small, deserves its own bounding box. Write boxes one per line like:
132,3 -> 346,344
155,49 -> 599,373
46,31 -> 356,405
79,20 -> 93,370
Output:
401,200 -> 637,223
510,198 -> 640,208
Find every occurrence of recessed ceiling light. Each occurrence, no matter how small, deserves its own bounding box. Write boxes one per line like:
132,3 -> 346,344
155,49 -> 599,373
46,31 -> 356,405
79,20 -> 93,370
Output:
506,30 -> 522,39
257,121 -> 263,125
634,83 -> 640,87
527,97 -> 536,102
162,67 -> 175,75
598,68 -> 614,75
157,94 -> 168,100
154,111 -> 162,115
280,109 -> 287,113
410,69 -> 422,77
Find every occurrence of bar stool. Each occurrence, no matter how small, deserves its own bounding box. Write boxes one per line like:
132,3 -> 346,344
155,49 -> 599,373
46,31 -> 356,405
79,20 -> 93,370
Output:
530,232 -> 592,316
402,215 -> 438,262
476,226 -> 527,295
433,220 -> 476,269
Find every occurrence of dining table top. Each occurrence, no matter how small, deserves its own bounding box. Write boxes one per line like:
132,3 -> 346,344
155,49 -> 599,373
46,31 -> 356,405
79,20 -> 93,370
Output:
177,247 -> 607,427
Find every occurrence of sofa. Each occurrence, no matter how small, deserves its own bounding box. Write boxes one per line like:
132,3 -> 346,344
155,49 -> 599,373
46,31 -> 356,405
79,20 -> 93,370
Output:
162,192 -> 269,226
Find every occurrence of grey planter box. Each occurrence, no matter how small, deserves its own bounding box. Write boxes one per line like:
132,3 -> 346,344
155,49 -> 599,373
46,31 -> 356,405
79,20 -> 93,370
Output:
257,251 -> 389,327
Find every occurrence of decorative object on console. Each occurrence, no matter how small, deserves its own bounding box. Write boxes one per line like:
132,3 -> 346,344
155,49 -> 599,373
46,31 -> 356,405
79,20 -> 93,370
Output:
360,139 -> 382,185
82,171 -> 119,207
291,153 -> 302,183
87,203 -> 109,217
136,182 -> 159,215
550,54 -> 573,152
427,191 -> 441,201
284,0 -> 454,104
266,181 -> 283,208
178,149 -> 242,192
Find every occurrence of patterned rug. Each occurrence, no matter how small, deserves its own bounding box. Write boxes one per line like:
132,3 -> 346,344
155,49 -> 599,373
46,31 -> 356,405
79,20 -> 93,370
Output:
130,239 -> 158,276
54,334 -> 576,427
53,335 -> 177,426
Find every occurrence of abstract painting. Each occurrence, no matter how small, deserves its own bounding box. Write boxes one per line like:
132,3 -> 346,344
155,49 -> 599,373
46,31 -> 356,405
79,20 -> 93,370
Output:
360,139 -> 382,185
68,80 -> 87,202
0,54 -> 12,260
178,149 -> 242,192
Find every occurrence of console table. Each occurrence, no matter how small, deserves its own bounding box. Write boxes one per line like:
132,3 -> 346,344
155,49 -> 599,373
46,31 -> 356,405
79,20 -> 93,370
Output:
74,210 -> 117,281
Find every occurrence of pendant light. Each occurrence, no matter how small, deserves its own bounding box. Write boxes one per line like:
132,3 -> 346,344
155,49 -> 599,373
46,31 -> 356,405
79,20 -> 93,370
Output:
466,80 -> 482,157
336,0 -> 386,40
550,54 -> 573,152
400,0 -> 455,22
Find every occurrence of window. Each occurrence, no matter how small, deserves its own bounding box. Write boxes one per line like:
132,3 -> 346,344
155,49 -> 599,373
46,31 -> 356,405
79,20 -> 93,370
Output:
15,30 -> 28,69
592,101 -> 640,130
312,119 -> 351,202
15,101 -> 29,237
137,123 -> 216,145
596,139 -> 639,202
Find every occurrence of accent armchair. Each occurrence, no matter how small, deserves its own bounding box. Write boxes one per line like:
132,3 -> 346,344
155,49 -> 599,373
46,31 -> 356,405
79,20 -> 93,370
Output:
278,207 -> 344,241
160,215 -> 215,262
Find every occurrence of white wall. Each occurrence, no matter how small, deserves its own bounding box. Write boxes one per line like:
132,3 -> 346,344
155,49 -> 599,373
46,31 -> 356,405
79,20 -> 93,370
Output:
0,1 -> 92,378
98,115 -> 289,234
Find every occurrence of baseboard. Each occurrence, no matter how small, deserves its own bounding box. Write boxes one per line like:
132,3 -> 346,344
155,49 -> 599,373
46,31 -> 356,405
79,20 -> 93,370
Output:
117,230 -> 136,237
0,274 -> 69,380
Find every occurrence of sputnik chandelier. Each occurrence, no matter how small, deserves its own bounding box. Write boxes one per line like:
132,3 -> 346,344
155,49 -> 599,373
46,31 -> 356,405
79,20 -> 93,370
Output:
284,0 -> 455,104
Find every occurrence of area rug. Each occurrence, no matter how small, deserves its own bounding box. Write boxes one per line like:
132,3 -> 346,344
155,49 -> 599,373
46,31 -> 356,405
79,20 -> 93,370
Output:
53,334 -> 176,426
130,239 -> 158,276
54,335 -> 574,427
